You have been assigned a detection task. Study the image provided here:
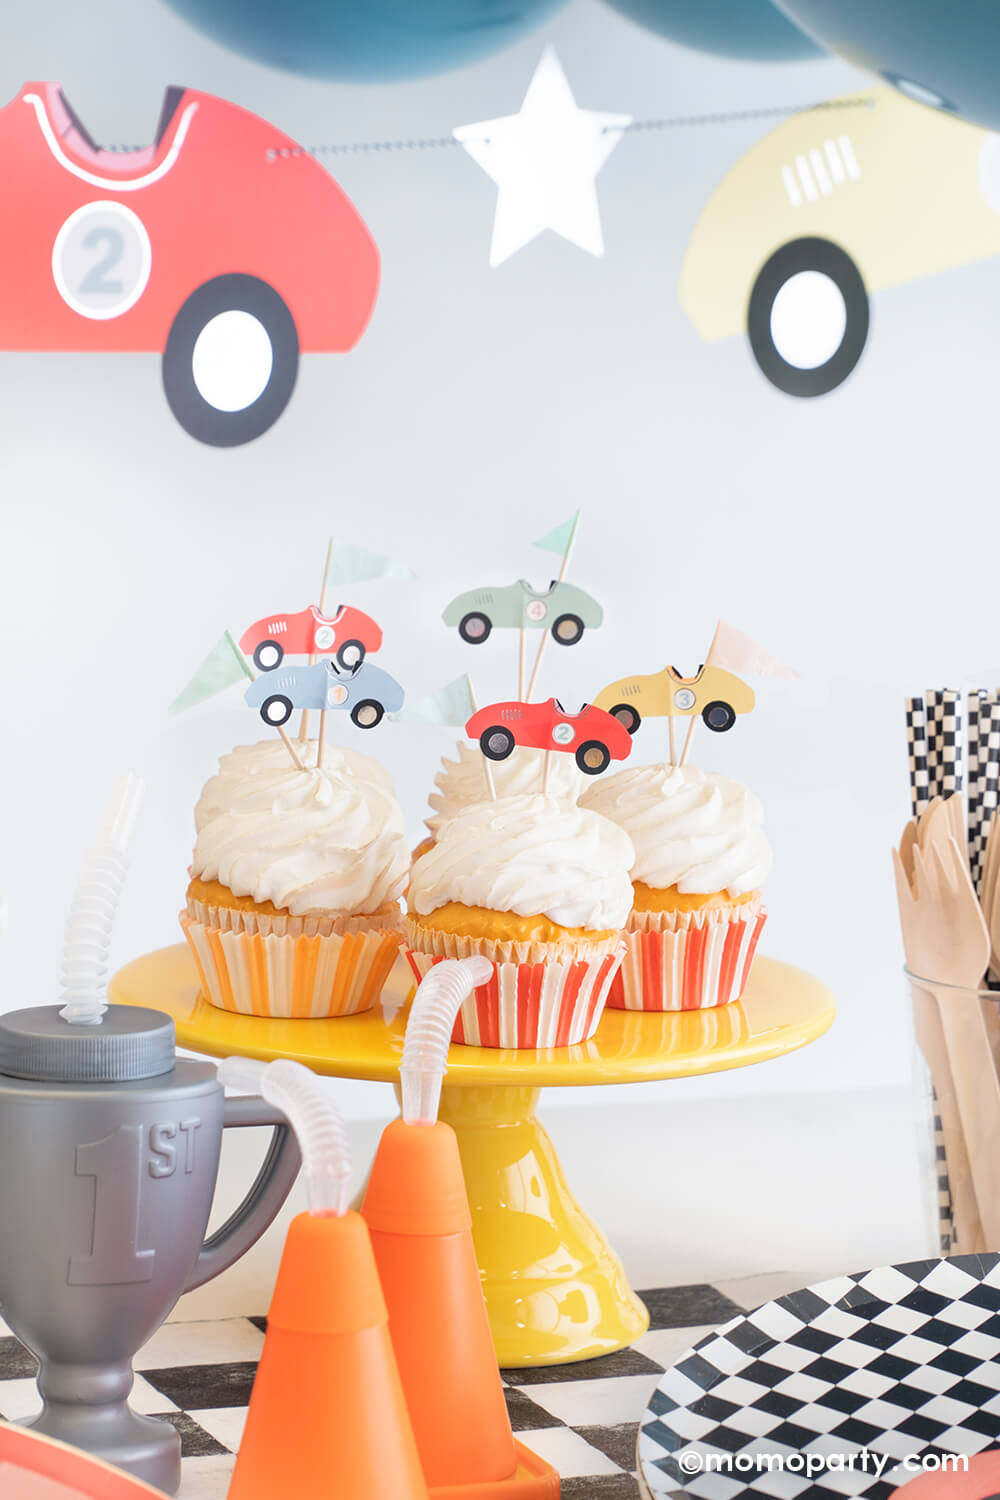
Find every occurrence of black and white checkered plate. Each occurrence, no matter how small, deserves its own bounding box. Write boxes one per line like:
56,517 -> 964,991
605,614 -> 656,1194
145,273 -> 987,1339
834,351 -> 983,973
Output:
639,1256 -> 1000,1500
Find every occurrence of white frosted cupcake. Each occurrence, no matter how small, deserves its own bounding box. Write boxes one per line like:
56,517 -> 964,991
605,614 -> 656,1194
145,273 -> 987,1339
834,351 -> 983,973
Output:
580,765 -> 770,1011
405,793 -> 633,1047
417,742 -> 584,855
182,761 -> 408,1019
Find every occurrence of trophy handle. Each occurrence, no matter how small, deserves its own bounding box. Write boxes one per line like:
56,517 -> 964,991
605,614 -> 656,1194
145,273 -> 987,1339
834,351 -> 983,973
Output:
183,1096 -> 301,1293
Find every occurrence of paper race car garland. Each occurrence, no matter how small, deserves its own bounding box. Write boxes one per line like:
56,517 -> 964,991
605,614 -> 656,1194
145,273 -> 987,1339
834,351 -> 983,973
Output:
2,80 -> 379,447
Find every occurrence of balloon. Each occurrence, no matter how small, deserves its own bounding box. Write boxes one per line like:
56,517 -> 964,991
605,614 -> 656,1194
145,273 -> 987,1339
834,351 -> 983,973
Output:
600,0 -> 820,62
158,0 -> 572,82
771,0 -> 1000,131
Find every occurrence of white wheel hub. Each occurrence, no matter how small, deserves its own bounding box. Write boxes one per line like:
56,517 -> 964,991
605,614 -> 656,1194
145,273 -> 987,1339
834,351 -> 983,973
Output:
770,271 -> 847,370
192,311 -> 273,411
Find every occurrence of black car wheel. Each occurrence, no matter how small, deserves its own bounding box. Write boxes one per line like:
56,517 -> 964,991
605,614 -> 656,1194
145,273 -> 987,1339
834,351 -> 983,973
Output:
609,703 -> 641,736
552,613 -> 584,646
260,694 -> 293,727
459,612 -> 492,644
337,639 -> 365,671
162,273 -> 299,447
253,641 -> 283,672
480,726 -> 515,761
576,740 -> 611,775
747,237 -> 869,398
702,701 -> 736,733
351,699 -> 384,729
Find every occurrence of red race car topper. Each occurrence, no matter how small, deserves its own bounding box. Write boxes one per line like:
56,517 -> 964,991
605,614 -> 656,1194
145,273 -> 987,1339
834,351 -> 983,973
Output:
1,81 -> 380,445
239,604 -> 383,672
465,697 -> 633,776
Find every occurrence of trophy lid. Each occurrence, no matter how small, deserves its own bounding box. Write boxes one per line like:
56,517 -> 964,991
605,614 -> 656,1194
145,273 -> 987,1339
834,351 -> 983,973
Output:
0,1005 -> 176,1083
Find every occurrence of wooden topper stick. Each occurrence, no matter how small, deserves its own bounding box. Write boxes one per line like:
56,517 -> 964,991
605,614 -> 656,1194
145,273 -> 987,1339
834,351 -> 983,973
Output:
526,518 -> 578,703
677,715 -> 697,767
317,707 -> 328,770
518,628 -> 526,702
277,726 -> 306,772
468,680 -> 496,801
667,715 -> 677,765
300,536 -> 336,741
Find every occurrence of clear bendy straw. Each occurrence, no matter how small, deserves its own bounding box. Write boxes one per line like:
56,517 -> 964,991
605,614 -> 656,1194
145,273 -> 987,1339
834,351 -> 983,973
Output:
59,772 -> 144,1025
400,958 -> 492,1125
218,1057 -> 352,1218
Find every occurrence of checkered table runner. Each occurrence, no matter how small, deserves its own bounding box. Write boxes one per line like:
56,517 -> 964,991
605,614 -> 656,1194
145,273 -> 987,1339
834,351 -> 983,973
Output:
640,1255 -> 1000,1500
0,1282 -> 765,1500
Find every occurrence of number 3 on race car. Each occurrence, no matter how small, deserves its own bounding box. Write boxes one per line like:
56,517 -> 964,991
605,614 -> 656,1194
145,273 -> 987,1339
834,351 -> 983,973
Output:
52,202 -> 152,321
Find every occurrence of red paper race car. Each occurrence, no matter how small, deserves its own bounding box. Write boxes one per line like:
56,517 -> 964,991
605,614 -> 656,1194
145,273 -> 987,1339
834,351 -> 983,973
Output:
466,698 -> 633,776
239,605 -> 383,672
0,82 -> 380,446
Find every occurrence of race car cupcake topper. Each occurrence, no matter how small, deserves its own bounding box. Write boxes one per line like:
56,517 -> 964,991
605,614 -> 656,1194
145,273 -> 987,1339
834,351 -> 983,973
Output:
294,536 -> 413,741
442,510 -> 605,702
594,619 -> 797,767
465,696 -> 633,794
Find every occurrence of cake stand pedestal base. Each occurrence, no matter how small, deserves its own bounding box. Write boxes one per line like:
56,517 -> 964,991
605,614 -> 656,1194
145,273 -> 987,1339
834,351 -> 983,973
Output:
438,1083 -> 649,1368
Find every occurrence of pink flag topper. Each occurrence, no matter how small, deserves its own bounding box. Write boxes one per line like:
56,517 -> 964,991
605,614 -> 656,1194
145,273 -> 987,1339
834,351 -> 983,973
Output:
706,620 -> 798,680
465,697 -> 632,776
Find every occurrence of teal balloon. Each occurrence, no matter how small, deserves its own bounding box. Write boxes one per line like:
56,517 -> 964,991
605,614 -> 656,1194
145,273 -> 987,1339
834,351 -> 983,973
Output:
159,0 -> 572,81
601,0 -> 820,61
771,0 -> 1000,130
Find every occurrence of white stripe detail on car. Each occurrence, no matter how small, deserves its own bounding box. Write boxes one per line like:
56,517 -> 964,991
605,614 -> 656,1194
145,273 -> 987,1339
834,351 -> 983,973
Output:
824,137 -> 846,184
808,147 -> 833,196
837,133 -> 861,180
23,93 -> 199,191
782,165 -> 803,207
794,154 -> 819,202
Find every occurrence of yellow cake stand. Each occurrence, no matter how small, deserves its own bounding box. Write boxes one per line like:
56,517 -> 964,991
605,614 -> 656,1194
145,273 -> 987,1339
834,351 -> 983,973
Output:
110,946 -> 834,1368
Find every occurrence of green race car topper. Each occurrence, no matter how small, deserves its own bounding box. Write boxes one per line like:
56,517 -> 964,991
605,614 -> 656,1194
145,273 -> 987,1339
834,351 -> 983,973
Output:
442,578 -> 604,645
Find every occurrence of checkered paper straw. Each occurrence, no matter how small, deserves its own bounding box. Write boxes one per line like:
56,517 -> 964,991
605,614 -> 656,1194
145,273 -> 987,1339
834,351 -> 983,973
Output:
933,1091 -> 953,1254
926,688 -> 964,801
968,691 -> 1000,892
905,695 -> 931,819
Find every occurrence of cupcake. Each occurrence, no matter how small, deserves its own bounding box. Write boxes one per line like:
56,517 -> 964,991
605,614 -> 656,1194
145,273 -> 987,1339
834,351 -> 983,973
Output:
182,759 -> 408,1019
580,764 -> 770,1011
405,793 -> 633,1047
414,742 -> 584,858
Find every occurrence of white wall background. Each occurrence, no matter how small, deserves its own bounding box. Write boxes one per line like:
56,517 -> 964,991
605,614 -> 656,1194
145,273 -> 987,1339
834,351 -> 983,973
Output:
0,0 -> 987,1118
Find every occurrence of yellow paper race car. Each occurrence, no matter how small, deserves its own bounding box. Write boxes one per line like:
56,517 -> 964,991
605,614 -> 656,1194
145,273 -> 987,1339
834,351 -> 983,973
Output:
680,85 -> 1000,396
593,665 -> 755,735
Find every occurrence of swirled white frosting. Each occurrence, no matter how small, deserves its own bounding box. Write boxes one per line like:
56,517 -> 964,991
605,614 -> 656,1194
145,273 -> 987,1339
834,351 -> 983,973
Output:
410,793 -> 634,930
579,764 -> 771,896
192,764 -> 408,916
195,739 -> 395,833
426,742 -> 583,834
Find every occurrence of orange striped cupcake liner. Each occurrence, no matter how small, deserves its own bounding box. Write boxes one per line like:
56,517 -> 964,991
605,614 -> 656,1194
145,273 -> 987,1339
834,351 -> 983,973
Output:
404,941 -> 624,1048
609,904 -> 767,1012
180,910 -> 402,1019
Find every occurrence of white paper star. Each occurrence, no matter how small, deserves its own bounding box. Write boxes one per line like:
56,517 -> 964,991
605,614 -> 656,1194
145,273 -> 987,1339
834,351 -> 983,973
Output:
454,47 -> 631,267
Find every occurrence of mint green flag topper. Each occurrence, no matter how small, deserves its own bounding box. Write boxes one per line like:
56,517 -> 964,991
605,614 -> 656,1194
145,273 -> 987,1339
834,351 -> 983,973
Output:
323,541 -> 415,591
394,675 -> 476,726
169,630 -> 253,714
532,511 -> 580,560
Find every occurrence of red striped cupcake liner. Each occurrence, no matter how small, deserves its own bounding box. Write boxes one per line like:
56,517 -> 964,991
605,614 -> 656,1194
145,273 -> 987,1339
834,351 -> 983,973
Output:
609,906 -> 767,1011
404,945 -> 624,1048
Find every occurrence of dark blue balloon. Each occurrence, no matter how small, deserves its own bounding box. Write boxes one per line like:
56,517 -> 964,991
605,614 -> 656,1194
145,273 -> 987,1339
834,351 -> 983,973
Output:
771,0 -> 1000,129
159,0 -> 572,81
601,0 -> 820,62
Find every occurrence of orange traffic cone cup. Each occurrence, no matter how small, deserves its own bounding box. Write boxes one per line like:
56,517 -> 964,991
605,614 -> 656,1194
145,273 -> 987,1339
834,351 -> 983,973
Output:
362,960 -> 559,1500
220,1058 -> 428,1500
